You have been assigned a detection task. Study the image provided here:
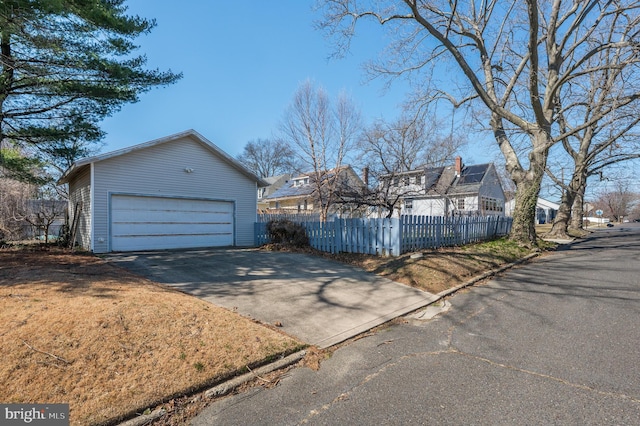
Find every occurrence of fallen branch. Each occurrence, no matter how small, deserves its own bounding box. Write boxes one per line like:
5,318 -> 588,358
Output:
22,340 -> 71,365
246,364 -> 272,384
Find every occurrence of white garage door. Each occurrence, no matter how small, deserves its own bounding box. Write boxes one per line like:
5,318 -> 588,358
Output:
111,195 -> 234,251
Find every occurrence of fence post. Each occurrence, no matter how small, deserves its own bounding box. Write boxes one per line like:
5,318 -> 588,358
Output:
391,217 -> 401,256
336,218 -> 344,253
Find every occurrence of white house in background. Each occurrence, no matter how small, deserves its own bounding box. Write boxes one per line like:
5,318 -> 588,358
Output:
505,197 -> 559,224
257,174 -> 291,212
58,130 -> 267,253
382,157 -> 506,217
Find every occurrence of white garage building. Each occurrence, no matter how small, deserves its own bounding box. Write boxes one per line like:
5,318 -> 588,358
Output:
58,130 -> 265,253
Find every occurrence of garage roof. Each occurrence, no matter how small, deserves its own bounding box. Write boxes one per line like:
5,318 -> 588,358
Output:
58,129 -> 268,186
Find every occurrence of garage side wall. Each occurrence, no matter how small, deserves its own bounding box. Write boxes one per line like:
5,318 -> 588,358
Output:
91,136 -> 257,253
68,165 -> 92,250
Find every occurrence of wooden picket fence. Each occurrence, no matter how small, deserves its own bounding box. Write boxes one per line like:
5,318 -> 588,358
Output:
257,212 -> 322,223
255,215 -> 512,257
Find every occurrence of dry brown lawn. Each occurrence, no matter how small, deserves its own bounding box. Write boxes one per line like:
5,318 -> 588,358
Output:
0,246 -> 302,426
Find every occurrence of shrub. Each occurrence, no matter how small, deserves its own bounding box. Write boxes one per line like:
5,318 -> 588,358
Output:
266,219 -> 309,247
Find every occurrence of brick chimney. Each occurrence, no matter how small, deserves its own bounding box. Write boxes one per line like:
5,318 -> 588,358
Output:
362,166 -> 369,187
455,156 -> 463,176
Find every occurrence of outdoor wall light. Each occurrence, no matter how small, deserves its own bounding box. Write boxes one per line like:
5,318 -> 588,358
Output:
184,168 -> 194,173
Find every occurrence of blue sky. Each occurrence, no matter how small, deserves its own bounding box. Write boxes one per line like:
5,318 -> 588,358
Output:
99,0 -> 493,163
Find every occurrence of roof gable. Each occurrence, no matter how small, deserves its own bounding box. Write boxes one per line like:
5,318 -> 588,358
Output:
58,129 -> 267,186
418,163 -> 494,195
266,165 -> 363,201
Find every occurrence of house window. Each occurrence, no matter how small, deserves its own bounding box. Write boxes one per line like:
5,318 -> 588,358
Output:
258,188 -> 265,199
480,197 -> 503,213
293,177 -> 309,187
403,176 -> 410,186
457,198 -> 465,210
393,177 -> 400,187
405,199 -> 413,210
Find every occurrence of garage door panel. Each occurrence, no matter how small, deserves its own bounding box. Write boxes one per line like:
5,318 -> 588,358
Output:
111,195 -> 234,251
112,233 -> 233,252
112,221 -> 232,235
112,209 -> 232,222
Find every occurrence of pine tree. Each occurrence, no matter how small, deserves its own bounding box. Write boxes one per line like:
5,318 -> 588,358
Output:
0,0 -> 181,166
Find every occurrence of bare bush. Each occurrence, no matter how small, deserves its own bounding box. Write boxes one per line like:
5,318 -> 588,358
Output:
0,178 -> 32,242
267,220 -> 309,247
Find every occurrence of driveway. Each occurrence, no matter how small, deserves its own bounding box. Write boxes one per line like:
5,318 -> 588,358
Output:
105,248 -> 437,348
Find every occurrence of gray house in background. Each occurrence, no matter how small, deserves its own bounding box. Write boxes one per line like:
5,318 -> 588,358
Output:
58,130 -> 266,253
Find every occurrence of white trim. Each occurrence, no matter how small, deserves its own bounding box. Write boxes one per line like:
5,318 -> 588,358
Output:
90,162 -> 95,252
537,198 -> 560,210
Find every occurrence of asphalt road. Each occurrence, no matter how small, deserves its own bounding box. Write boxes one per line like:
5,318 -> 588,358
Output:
192,224 -> 640,425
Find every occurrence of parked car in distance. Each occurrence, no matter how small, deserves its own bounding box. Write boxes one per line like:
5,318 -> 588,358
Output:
606,223 -> 614,227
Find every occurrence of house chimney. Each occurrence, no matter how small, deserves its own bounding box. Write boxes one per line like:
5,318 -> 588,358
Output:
362,166 -> 369,187
455,156 -> 463,176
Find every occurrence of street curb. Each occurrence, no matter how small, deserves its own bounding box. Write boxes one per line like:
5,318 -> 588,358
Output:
434,252 -> 541,300
117,350 -> 306,426
204,350 -> 307,398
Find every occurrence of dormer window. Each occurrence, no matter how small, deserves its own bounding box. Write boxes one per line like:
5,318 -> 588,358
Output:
293,177 -> 309,187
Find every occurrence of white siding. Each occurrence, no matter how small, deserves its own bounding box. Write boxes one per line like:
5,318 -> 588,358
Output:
68,165 -> 92,250
90,135 -> 256,253
409,198 -> 447,217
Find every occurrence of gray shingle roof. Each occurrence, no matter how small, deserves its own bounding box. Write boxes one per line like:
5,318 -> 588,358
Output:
424,163 -> 491,195
267,180 -> 315,200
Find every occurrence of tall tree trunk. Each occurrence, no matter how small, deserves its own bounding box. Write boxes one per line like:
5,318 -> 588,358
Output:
548,166 -> 588,238
499,128 -> 549,247
569,178 -> 587,232
510,174 -> 543,246
547,190 -> 574,238
1,29 -> 15,144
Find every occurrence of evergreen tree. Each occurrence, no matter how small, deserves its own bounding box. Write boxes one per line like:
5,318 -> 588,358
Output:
0,0 -> 181,167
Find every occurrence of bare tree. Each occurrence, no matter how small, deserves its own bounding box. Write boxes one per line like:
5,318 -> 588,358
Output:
279,80 -> 362,221
352,111 -> 466,217
0,178 -> 32,242
22,200 -> 66,243
543,23 -> 640,238
318,0 -> 640,245
236,138 -> 300,178
629,192 -> 640,221
593,182 -> 637,222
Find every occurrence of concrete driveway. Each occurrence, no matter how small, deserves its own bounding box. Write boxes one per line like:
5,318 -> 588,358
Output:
105,248 -> 437,348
